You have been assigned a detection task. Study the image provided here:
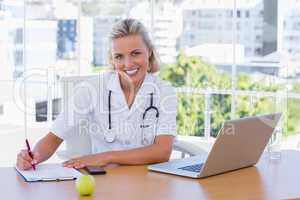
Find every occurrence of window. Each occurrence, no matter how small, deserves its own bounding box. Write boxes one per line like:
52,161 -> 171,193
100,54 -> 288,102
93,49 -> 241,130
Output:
245,10 -> 250,18
14,50 -> 23,66
190,34 -> 195,40
198,10 -> 202,17
14,28 -> 23,44
245,47 -> 252,54
226,10 -> 233,18
255,47 -> 262,55
237,10 -> 241,18
1,0 -> 299,167
255,35 -> 262,42
236,22 -> 241,30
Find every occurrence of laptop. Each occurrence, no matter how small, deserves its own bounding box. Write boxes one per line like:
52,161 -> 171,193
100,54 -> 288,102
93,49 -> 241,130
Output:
148,113 -> 282,178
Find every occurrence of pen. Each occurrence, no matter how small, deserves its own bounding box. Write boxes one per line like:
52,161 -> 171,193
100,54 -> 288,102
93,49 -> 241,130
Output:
25,139 -> 36,170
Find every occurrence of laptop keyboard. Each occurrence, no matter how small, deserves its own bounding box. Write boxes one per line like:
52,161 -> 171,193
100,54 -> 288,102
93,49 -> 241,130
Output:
178,163 -> 204,173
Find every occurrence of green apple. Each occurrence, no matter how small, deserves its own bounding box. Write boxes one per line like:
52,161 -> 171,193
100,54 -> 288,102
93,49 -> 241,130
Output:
75,175 -> 95,196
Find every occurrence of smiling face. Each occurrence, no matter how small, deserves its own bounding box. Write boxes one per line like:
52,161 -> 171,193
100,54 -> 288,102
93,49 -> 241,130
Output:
111,34 -> 151,90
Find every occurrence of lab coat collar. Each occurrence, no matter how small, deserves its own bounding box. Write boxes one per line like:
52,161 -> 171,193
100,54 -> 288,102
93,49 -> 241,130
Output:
106,71 -> 157,95
106,71 -> 159,119
106,71 -> 122,93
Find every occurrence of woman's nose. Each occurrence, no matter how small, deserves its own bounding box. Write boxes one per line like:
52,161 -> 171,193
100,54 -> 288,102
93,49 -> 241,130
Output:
124,57 -> 134,68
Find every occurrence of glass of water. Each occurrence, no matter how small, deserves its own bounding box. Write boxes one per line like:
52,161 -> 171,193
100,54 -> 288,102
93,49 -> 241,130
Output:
268,127 -> 282,160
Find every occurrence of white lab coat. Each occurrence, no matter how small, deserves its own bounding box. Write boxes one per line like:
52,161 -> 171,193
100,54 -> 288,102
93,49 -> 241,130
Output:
50,71 -> 177,153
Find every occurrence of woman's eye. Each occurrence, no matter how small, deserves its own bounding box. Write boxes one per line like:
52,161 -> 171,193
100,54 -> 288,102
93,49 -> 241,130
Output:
114,55 -> 122,60
132,52 -> 141,56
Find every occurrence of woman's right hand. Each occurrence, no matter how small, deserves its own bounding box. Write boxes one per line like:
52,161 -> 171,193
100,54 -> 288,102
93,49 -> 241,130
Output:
16,149 -> 39,170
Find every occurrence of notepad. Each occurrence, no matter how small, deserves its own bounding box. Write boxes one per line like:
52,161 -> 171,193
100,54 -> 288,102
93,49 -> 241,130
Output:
15,163 -> 82,182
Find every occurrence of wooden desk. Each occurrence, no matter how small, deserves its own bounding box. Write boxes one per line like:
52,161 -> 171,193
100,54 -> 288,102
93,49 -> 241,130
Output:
2,150 -> 300,200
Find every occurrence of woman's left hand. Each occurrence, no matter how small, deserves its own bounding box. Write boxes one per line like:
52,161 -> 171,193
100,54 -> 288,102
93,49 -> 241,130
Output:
63,153 -> 110,169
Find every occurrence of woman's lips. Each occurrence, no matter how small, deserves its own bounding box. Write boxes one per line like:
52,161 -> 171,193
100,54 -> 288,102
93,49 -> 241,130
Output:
125,68 -> 139,76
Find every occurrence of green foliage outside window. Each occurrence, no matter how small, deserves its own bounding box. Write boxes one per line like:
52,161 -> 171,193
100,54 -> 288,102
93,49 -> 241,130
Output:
159,52 -> 300,137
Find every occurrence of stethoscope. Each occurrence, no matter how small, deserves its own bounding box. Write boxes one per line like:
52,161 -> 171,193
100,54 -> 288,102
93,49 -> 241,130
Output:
103,90 -> 159,145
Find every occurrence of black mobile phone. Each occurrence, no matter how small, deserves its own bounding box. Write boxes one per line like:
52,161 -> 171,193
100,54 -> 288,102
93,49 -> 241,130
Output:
85,166 -> 106,175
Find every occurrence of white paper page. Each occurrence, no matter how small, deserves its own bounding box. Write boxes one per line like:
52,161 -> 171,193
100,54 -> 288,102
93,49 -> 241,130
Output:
16,163 -> 82,181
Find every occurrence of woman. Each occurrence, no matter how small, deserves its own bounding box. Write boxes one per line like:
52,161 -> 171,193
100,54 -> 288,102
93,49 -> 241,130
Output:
16,18 -> 177,170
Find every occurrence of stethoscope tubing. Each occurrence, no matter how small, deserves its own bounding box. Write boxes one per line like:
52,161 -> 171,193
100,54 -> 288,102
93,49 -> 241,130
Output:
105,90 -> 159,144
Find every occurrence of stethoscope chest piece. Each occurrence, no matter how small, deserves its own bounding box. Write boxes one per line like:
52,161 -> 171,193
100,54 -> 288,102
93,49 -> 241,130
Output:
104,130 -> 116,143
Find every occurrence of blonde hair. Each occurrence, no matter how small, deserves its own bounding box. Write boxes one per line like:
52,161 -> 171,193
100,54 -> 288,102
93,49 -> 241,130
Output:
108,18 -> 160,73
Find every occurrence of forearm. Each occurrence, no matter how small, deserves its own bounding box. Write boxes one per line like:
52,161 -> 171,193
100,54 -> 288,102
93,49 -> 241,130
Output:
33,132 -> 63,163
104,143 -> 172,165
63,135 -> 174,168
